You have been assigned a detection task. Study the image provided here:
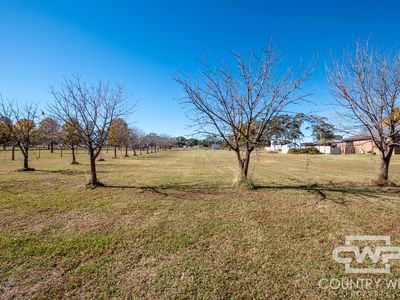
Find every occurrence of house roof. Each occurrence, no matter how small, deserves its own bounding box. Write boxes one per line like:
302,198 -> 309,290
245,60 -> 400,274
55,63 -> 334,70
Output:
336,135 -> 372,143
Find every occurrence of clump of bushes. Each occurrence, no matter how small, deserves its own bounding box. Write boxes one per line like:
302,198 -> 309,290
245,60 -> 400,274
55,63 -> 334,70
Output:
288,147 -> 320,154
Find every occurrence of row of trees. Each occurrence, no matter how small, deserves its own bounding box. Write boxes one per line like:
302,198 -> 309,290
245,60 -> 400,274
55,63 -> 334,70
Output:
0,75 -> 174,187
108,122 -> 174,158
176,40 -> 400,186
0,108 -> 175,168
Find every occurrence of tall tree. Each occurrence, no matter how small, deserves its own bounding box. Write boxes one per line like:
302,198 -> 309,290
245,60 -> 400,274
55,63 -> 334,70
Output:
0,97 -> 38,170
263,114 -> 304,145
304,115 -> 341,143
175,136 -> 188,148
176,42 -> 312,185
49,75 -> 127,187
327,40 -> 400,185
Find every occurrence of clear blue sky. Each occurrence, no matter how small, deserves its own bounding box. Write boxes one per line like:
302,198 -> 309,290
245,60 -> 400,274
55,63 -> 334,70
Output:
0,0 -> 399,138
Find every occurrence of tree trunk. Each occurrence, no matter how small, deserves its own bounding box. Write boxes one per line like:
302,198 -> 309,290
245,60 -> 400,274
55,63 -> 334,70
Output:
50,142 -> 54,153
89,150 -> 99,187
23,150 -> 29,170
133,148 -> 137,156
114,146 -> 117,159
378,148 -> 394,184
71,146 -> 77,164
235,150 -> 251,186
124,146 -> 129,157
380,158 -> 389,181
11,145 -> 15,161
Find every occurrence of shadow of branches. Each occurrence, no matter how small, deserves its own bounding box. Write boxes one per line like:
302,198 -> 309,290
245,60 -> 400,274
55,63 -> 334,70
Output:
254,182 -> 400,205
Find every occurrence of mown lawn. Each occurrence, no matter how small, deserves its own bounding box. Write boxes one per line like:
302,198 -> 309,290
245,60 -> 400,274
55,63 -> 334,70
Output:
1,149 -> 400,299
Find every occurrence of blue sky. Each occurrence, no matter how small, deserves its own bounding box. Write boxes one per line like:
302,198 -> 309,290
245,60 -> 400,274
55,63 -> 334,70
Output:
0,0 -> 399,138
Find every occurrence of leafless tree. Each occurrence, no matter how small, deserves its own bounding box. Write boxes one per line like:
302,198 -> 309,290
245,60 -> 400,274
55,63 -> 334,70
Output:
136,128 -> 146,155
142,134 -> 151,153
49,75 -> 128,187
145,133 -> 159,153
0,96 -> 39,170
176,42 -> 313,185
327,40 -> 400,185
159,134 -> 174,150
128,126 -> 140,156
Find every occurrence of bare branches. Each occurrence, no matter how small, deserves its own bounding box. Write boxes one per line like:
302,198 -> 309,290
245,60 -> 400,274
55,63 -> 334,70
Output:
48,75 -> 129,186
0,95 -> 39,170
176,41 -> 313,183
327,40 -> 400,183
49,75 -> 128,158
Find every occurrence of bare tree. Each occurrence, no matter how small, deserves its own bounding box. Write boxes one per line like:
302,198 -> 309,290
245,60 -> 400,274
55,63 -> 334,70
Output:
129,126 -> 140,156
146,133 -> 159,153
176,42 -> 312,185
159,134 -> 174,150
49,75 -> 127,187
327,40 -> 400,185
0,97 -> 39,171
136,128 -> 146,155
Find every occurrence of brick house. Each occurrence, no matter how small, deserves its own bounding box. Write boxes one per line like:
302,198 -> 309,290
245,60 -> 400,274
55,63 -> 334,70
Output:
334,136 -> 376,154
334,135 -> 400,154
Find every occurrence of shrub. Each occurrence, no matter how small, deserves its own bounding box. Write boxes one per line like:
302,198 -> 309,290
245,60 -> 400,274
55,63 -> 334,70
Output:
288,147 -> 320,154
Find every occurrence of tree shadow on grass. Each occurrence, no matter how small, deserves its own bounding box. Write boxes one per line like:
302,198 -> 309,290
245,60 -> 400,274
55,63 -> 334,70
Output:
87,180 -> 400,205
103,182 -> 228,197
35,169 -> 109,176
254,182 -> 400,205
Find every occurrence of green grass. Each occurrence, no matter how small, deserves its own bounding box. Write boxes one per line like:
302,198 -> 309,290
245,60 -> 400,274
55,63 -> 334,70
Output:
1,149 -> 400,298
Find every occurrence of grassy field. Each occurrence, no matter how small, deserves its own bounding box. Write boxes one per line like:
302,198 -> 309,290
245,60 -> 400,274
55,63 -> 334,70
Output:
1,149 -> 400,299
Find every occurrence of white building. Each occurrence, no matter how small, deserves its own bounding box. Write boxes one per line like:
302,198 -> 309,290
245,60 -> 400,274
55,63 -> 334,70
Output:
264,140 -> 284,152
315,145 -> 341,154
211,144 -> 222,150
281,143 -> 299,154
